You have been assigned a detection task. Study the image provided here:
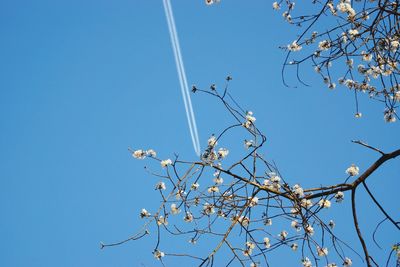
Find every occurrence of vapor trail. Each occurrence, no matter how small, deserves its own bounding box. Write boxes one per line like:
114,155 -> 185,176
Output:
163,0 -> 201,156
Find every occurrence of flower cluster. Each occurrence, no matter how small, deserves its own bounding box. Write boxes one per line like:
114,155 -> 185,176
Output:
243,111 -> 256,129
201,135 -> 229,163
292,184 -> 304,198
263,172 -> 281,191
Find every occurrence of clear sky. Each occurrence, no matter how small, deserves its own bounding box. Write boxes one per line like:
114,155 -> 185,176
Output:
0,1 -> 399,266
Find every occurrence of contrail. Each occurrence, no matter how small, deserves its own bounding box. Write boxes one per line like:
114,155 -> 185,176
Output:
163,0 -> 201,157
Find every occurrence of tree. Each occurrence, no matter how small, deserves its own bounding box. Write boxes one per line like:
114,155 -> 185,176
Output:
277,0 -> 400,122
101,84 -> 399,266
101,1 -> 400,266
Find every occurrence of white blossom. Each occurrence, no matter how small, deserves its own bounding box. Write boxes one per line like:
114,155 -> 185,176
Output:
223,191 -> 233,199
293,184 -> 304,197
279,230 -> 288,240
283,11 -> 292,23
361,11 -> 369,20
301,199 -> 313,208
184,212 -> 193,222
191,182 -> 200,190
263,237 -> 271,248
263,172 -> 281,191
305,224 -> 314,235
288,40 -> 302,52
246,241 -> 256,250
394,91 -> 400,101
291,207 -> 300,215
243,248 -> 252,257
318,40 -> 331,51
391,40 -> 399,51
328,83 -> 336,89
249,196 -> 259,207
346,58 -> 354,68
318,199 -> 331,209
217,148 -> 229,159
203,203 -> 215,215
244,139 -> 254,149
161,159 -> 172,168
361,51 -> 373,61
175,189 -> 186,200
334,191 -> 344,202
336,1 -> 356,17
341,32 -> 348,43
205,0 -> 219,5
170,203 -> 181,215
238,216 -> 250,226
242,241 -> 255,257
291,220 -> 302,231
345,79 -> 356,89
337,2 -> 350,13
155,181 -> 166,190
272,2 -> 280,10
291,243 -> 299,251
384,108 -> 397,123
213,176 -> 224,185
208,135 -> 218,147
327,2 -> 336,15
264,218 -> 273,226
302,257 -> 313,267
243,111 -> 256,128
140,208 -> 151,218
207,185 -> 220,193
217,210 -> 225,218
132,149 -> 146,159
154,250 -> 165,260
317,246 -> 329,257
358,64 -> 367,75
157,216 -> 168,226
346,164 -> 360,176
146,149 -> 157,157
343,257 -> 352,266
348,29 -> 359,40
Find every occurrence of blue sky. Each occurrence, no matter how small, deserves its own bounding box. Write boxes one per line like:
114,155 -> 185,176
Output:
0,1 -> 399,266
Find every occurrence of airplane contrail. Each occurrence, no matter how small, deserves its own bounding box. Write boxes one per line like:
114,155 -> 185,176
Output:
162,0 -> 201,157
